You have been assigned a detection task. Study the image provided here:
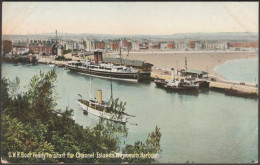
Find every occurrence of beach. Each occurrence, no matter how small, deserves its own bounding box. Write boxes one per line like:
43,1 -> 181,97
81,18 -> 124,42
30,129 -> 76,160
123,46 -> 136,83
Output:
105,51 -> 258,78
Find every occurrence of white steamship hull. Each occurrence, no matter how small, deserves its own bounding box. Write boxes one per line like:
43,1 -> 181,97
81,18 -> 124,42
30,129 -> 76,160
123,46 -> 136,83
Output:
77,100 -> 131,123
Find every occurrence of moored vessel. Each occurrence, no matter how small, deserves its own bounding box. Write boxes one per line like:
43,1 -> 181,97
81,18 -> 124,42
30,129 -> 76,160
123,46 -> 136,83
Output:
225,88 -> 258,98
77,78 -> 135,124
155,78 -> 168,88
164,79 -> 199,91
66,51 -> 140,82
163,68 -> 199,91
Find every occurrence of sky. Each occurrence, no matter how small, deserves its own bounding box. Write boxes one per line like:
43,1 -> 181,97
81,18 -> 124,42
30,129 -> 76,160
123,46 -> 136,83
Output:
2,2 -> 259,35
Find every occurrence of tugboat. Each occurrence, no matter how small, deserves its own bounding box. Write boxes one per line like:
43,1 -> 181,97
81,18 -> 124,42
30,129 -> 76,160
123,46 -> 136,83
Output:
164,79 -> 199,91
164,68 -> 199,91
77,78 -> 135,124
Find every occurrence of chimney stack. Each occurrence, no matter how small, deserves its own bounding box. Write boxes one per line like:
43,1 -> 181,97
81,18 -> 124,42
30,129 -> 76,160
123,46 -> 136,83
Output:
97,90 -> 102,104
56,29 -> 57,43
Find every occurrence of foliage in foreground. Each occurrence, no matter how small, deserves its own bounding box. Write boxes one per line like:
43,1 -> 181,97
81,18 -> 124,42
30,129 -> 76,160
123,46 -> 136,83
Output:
1,69 -> 161,163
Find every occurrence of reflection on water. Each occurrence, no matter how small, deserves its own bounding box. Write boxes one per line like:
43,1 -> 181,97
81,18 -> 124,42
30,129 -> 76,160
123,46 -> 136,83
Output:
165,90 -> 199,97
2,63 -> 258,164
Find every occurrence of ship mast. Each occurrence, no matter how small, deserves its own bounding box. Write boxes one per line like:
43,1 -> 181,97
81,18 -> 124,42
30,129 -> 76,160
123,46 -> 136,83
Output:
120,39 -> 122,65
110,75 -> 113,102
110,64 -> 113,104
116,39 -> 123,64
56,29 -> 58,56
185,57 -> 187,78
185,56 -> 187,71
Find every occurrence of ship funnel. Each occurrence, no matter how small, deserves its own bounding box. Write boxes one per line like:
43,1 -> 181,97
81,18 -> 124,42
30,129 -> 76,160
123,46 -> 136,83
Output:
97,90 -> 102,104
171,68 -> 175,81
98,52 -> 103,63
94,51 -> 103,65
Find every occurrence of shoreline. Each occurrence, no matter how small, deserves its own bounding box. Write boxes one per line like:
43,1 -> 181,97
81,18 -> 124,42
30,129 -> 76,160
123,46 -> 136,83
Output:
38,51 -> 258,82
105,51 -> 258,80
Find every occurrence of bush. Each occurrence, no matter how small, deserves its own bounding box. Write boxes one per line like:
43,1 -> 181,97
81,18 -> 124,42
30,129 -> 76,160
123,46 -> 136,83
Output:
1,70 -> 161,163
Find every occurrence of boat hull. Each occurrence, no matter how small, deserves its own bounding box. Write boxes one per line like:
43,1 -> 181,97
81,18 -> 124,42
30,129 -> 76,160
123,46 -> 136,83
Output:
165,85 -> 199,91
77,100 -> 130,123
154,79 -> 168,88
225,89 -> 258,98
66,65 -> 139,82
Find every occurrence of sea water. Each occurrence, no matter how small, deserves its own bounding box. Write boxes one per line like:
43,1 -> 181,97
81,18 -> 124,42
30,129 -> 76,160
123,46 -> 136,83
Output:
2,59 -> 258,163
215,58 -> 258,84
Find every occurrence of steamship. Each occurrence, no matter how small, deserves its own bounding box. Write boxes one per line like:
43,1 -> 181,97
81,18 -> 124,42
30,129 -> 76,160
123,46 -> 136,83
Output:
164,80 -> 199,91
155,68 -> 199,91
77,79 -> 135,123
66,51 -> 140,82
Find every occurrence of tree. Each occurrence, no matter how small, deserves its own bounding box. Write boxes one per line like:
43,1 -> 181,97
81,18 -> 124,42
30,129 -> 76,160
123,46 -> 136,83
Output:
122,126 -> 162,163
1,69 -> 162,163
3,40 -> 12,54
26,69 -> 58,124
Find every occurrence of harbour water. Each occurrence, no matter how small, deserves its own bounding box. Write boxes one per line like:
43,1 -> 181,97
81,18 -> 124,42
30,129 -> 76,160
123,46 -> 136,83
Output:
215,58 -> 258,83
2,58 -> 258,163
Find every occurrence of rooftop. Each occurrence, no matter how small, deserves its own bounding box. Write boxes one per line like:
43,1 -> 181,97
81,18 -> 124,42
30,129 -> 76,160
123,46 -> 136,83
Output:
13,42 -> 27,47
29,42 -> 53,47
103,57 -> 153,67
186,69 -> 208,75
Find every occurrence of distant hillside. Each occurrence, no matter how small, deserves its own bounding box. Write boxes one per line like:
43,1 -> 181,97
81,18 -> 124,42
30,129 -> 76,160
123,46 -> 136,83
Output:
3,32 -> 258,41
168,32 -> 258,41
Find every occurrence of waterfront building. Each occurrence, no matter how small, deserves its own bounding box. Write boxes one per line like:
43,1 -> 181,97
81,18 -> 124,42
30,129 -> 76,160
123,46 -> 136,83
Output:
175,41 -> 186,50
112,41 -> 119,51
149,42 -> 160,49
126,41 -> 132,50
105,41 -> 112,50
73,42 -> 79,50
131,42 -> 140,51
227,41 -> 258,49
2,40 -> 13,54
189,41 -> 195,49
205,41 -> 216,50
12,42 -> 29,55
195,41 -> 202,50
52,44 -> 63,56
86,40 -> 93,50
215,42 -> 228,50
27,41 -> 53,55
167,42 -> 175,49
82,38 -> 86,50
122,39 -> 128,49
184,41 -> 189,50
139,42 -> 149,50
95,41 -> 106,50
57,45 -> 63,56
78,43 -> 85,50
159,42 -> 168,50
92,41 -> 96,51
65,40 -> 74,50
200,41 -> 206,50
